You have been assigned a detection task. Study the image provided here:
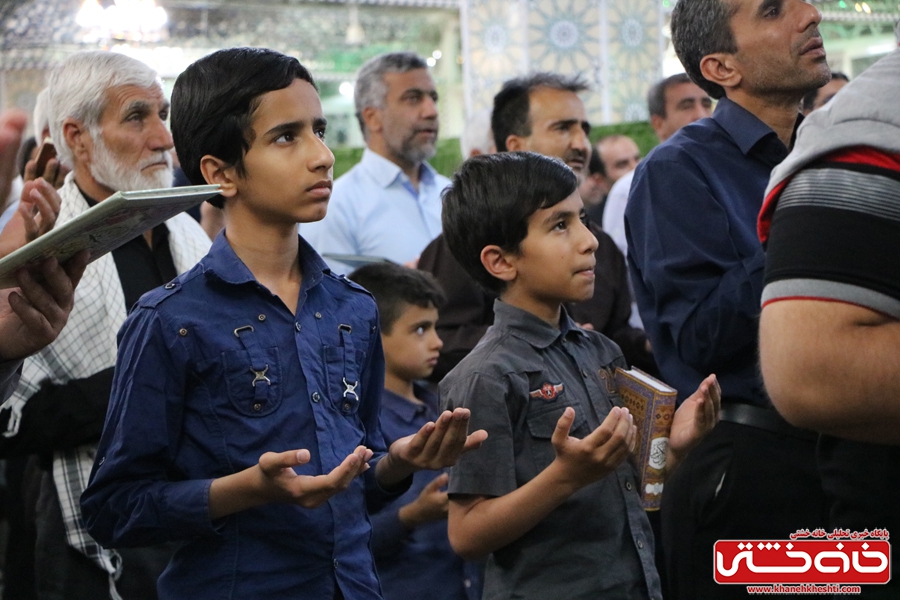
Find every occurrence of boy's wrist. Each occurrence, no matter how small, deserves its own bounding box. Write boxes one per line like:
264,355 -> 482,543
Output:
397,502 -> 422,529
545,458 -> 589,497
377,450 -> 415,489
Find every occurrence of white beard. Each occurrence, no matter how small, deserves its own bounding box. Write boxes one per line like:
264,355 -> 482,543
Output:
90,134 -> 173,193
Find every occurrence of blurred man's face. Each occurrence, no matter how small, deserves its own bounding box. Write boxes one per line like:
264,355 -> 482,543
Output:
377,68 -> 439,166
808,77 -> 847,112
597,136 -> 641,185
507,87 -> 591,184
653,82 -> 713,141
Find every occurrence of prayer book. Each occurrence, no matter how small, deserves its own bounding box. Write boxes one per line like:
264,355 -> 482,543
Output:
614,367 -> 677,511
0,184 -> 219,289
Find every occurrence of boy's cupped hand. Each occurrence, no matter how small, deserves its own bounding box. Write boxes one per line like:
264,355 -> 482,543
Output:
257,445 -> 374,509
551,406 -> 636,490
389,408 -> 489,473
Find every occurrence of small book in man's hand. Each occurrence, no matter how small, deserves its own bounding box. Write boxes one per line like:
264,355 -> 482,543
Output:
0,184 -> 220,289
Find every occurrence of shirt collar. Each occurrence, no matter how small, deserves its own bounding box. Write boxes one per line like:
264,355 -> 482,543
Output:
359,147 -> 437,189
492,299 -> 586,349
381,383 -> 439,424
203,229 -> 330,290
712,97 -> 779,156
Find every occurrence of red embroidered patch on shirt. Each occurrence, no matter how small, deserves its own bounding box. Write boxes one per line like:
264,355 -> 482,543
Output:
529,382 -> 564,401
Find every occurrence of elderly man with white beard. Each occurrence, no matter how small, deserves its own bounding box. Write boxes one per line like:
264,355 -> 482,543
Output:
0,51 -> 210,600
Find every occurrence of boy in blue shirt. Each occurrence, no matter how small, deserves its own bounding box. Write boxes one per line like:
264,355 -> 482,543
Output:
440,152 -> 719,600
80,48 -> 486,600
349,263 -> 482,600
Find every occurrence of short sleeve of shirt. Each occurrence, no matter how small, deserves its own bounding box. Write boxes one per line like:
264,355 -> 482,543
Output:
442,372 -> 517,498
762,147 -> 900,318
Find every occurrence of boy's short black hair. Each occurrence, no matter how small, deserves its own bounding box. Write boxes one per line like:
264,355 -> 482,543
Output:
442,151 -> 578,295
348,262 -> 445,334
171,47 -> 315,208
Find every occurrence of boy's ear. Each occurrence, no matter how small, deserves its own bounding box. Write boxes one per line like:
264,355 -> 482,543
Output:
199,155 -> 238,198
699,53 -> 742,93
480,245 -> 517,284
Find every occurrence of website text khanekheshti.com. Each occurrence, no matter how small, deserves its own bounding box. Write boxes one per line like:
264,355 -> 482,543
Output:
745,583 -> 862,595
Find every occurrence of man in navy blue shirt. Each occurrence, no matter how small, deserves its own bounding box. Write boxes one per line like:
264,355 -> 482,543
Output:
625,0 -> 833,597
350,263 -> 482,600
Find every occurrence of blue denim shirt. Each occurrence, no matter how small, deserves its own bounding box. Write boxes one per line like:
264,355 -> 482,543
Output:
371,385 -> 483,600
82,232 -> 403,600
625,97 -> 792,405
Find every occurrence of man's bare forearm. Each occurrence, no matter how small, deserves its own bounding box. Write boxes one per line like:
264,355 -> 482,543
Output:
760,299 -> 900,444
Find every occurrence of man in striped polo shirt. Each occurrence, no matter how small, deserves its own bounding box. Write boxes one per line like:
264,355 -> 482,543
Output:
758,48 -> 900,600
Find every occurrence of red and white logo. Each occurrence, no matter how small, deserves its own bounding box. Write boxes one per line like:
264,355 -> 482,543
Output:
714,536 -> 890,585
529,382 -> 564,401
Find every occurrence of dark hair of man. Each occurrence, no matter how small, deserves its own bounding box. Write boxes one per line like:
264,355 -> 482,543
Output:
171,47 -> 315,208
587,148 -> 604,178
442,151 -> 578,295
491,72 -> 589,152
800,72 -> 850,112
347,262 -> 445,334
670,0 -> 738,100
647,73 -> 693,118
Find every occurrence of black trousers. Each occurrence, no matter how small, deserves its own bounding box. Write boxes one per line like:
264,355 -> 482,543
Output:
33,470 -> 176,600
661,420 -> 828,600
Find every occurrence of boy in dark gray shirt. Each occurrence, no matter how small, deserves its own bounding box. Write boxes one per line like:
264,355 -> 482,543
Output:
440,152 -> 720,600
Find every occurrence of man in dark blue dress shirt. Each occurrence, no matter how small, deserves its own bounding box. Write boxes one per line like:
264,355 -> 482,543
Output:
625,0 -> 834,597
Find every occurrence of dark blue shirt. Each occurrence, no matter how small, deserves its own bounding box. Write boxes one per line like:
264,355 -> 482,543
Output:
625,97 -> 791,405
371,384 -> 482,600
82,232 -> 404,600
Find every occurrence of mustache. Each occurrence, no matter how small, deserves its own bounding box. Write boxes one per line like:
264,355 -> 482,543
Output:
564,148 -> 588,164
138,152 -> 173,171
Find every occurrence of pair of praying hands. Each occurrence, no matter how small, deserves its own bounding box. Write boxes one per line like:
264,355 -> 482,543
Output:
256,408 -> 487,509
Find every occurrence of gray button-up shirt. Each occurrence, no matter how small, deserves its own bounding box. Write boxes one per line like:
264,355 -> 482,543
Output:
442,300 -> 661,600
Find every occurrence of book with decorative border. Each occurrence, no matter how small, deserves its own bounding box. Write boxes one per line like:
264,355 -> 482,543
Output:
0,184 -> 220,289
613,367 -> 677,511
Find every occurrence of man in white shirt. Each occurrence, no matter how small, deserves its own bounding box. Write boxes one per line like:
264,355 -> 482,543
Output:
303,52 -> 448,270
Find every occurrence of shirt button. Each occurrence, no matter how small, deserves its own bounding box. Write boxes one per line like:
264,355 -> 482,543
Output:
333,559 -> 339,569
581,369 -> 588,377
253,402 -> 262,411
164,283 -> 175,289
179,328 -> 188,337
315,312 -> 322,319
342,402 -> 351,411
312,392 -> 320,402
637,540 -> 644,549
464,579 -> 471,588
625,481 -> 633,491
295,322 -> 302,332
258,314 -> 266,322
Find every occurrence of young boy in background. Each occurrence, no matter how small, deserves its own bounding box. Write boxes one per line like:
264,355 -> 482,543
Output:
440,151 -> 719,600
80,47 -> 486,600
349,262 -> 482,600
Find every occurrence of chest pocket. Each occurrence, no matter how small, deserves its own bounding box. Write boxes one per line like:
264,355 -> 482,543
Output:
223,325 -> 283,417
323,325 -> 366,416
525,400 -> 590,473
